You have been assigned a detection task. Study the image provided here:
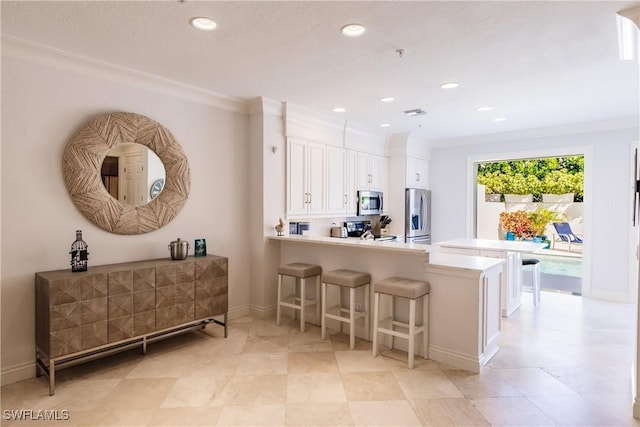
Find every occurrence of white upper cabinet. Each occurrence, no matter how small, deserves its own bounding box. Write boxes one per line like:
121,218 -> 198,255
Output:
357,152 -> 387,192
346,150 -> 358,214
307,142 -> 326,214
286,138 -> 326,216
287,140 -> 387,218
326,146 -> 347,214
406,156 -> 429,189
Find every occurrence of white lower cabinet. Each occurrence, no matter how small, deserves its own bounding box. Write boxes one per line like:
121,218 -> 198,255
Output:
480,250 -> 520,317
436,246 -> 521,317
424,260 -> 502,373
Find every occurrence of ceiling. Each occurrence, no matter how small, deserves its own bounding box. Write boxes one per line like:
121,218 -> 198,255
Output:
2,1 -> 639,142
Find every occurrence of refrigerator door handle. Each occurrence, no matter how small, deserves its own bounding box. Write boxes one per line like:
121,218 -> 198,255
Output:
420,193 -> 427,234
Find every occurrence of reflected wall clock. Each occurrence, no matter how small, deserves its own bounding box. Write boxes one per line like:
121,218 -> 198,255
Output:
150,178 -> 165,200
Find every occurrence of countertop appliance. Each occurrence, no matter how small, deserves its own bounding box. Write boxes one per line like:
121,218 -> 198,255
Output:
344,220 -> 371,237
373,234 -> 397,242
357,190 -> 384,216
331,226 -> 348,238
405,188 -> 431,245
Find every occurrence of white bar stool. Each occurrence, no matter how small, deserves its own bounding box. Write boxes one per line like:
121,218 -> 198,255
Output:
372,277 -> 430,369
277,263 -> 322,332
522,258 -> 541,305
320,269 -> 371,349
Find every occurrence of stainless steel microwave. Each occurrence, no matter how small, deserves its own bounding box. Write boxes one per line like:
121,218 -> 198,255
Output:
357,190 -> 384,216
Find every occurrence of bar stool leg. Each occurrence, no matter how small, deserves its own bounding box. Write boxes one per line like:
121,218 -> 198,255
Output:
276,274 -> 283,326
408,299 -> 416,369
300,277 -> 306,332
372,292 -> 380,357
291,278 -> 298,321
533,263 -> 541,306
389,295 -> 395,350
338,287 -> 343,335
364,284 -> 370,341
316,275 -> 321,325
321,281 -> 327,340
349,287 -> 356,349
423,294 -> 429,360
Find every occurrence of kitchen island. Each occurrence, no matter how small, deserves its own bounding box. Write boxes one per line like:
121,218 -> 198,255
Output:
269,235 -> 504,372
433,238 -> 547,317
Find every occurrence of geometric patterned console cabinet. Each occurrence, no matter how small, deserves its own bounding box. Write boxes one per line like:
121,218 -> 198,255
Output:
35,255 -> 228,395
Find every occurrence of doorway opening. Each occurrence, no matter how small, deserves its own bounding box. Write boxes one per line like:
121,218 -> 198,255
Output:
475,155 -> 585,296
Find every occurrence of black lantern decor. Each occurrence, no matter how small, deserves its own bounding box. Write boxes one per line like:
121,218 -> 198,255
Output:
70,230 -> 89,272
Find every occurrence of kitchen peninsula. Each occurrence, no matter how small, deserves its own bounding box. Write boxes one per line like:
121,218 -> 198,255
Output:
434,238 -> 546,317
269,235 -> 504,373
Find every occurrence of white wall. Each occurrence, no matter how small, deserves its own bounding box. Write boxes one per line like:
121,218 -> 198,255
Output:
1,40 -> 252,382
430,125 -> 638,303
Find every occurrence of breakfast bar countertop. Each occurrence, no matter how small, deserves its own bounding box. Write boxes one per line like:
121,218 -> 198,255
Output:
434,237 -> 547,253
268,234 -> 432,255
426,252 -> 505,274
270,235 -> 508,273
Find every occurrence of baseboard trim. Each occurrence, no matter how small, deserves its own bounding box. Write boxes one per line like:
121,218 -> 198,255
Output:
249,304 -> 276,319
227,305 -> 251,320
1,361 -> 35,386
427,344 -> 486,373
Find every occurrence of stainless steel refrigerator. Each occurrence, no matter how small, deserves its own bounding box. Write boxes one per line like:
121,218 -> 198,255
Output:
404,188 -> 431,244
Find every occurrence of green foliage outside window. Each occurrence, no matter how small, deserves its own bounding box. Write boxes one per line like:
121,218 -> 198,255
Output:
477,157 -> 584,202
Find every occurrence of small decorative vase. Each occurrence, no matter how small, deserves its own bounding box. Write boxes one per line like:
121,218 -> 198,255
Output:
70,230 -> 89,272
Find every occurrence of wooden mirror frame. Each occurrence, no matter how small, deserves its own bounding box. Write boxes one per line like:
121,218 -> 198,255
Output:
63,112 -> 190,234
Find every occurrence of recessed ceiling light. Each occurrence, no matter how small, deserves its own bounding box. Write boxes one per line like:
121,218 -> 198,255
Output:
380,123 -> 391,127
190,17 -> 217,31
379,97 -> 395,103
477,106 -> 493,112
341,23 -> 366,37
493,117 -> 506,122
440,82 -> 459,89
333,107 -> 346,113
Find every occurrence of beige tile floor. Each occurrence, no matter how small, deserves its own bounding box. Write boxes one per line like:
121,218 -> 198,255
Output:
2,290 -> 639,426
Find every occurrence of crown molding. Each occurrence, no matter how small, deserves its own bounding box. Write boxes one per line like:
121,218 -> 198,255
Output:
2,35 -> 249,115
431,117 -> 640,148
247,97 -> 284,117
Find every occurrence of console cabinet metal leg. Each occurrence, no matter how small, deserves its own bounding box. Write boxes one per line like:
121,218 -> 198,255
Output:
35,255 -> 228,395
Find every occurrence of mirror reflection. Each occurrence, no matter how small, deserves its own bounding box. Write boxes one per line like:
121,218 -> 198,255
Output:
100,143 -> 166,206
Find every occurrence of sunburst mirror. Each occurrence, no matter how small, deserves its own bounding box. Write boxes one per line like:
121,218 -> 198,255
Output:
63,112 -> 190,234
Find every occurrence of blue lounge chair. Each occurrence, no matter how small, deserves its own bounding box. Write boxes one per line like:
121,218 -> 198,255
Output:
552,222 -> 583,251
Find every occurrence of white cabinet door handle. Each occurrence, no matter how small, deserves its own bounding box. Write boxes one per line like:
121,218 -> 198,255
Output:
344,194 -> 347,205
416,173 -> 420,181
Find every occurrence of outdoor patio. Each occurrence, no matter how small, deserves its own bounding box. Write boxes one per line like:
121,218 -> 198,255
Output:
526,244 -> 583,296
